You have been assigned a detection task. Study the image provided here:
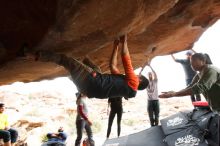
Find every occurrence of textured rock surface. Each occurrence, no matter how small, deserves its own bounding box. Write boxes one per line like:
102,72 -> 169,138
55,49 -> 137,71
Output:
1,0 -> 220,85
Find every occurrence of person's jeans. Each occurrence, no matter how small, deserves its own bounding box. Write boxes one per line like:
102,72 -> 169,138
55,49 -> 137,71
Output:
147,100 -> 160,126
75,119 -> 94,146
47,132 -> 67,142
38,51 -> 93,94
0,128 -> 18,143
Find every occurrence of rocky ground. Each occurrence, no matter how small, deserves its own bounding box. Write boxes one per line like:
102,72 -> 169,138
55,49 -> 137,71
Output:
0,78 -> 198,146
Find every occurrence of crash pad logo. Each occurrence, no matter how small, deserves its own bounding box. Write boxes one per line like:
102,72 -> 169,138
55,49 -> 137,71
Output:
167,116 -> 183,127
175,135 -> 200,146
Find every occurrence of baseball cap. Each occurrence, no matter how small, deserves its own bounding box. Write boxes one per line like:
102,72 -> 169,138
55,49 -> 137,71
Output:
186,50 -> 193,55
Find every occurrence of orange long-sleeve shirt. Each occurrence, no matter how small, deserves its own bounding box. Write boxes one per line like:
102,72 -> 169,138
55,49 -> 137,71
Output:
111,55 -> 139,91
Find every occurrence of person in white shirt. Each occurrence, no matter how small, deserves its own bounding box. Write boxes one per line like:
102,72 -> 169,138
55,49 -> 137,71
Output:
140,62 -> 160,126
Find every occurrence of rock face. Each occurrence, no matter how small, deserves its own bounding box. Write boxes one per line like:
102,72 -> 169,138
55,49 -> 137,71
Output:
1,0 -> 220,85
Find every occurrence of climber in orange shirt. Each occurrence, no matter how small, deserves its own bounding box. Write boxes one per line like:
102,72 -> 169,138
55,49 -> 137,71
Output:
25,35 -> 149,99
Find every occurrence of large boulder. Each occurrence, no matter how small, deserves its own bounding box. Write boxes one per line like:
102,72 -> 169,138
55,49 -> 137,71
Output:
1,0 -> 220,85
